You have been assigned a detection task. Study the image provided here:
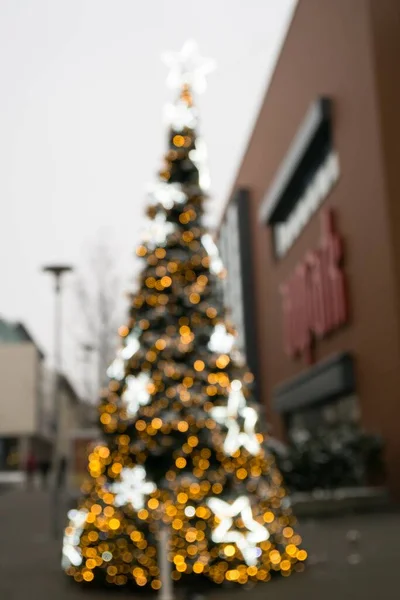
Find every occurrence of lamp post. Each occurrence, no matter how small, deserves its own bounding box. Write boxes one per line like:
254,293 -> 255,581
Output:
42,263 -> 73,538
81,342 -> 95,404
159,525 -> 173,600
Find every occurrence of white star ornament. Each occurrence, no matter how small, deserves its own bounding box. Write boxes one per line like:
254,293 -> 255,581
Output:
122,373 -> 152,418
208,323 -> 235,354
207,496 -> 269,566
111,466 -> 156,510
210,380 -> 261,456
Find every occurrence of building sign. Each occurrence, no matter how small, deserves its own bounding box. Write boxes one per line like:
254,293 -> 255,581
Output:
274,151 -> 340,258
280,209 -> 348,362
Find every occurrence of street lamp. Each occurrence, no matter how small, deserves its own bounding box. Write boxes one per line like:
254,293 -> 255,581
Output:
81,342 -> 95,404
42,263 -> 73,539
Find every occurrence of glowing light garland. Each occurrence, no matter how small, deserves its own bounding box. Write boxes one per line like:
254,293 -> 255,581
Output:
147,182 -> 187,210
121,332 -> 140,360
210,380 -> 261,456
165,100 -> 198,132
61,509 -> 88,568
189,138 -> 210,191
107,354 -> 125,381
208,323 -> 235,354
143,213 -> 176,248
201,233 -> 224,275
207,496 -> 269,566
111,466 -> 156,510
107,332 -> 140,380
122,372 -> 152,417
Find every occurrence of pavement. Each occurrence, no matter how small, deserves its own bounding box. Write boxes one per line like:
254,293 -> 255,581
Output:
0,488 -> 399,600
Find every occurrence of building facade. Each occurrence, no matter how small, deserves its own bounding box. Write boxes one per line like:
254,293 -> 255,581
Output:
0,319 -> 49,470
0,317 -> 90,475
220,0 -> 400,497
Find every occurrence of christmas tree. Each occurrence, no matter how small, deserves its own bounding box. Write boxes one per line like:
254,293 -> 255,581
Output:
62,40 -> 306,589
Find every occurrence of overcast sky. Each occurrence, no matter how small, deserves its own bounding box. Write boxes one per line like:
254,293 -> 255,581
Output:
0,0 -> 296,391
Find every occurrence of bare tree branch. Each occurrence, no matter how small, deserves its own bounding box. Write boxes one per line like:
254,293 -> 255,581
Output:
73,237 -> 126,399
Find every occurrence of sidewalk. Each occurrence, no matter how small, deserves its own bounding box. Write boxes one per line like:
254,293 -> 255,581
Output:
0,488 -> 398,600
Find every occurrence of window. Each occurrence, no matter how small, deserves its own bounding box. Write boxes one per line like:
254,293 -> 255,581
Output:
287,394 -> 360,438
219,201 -> 246,352
218,189 -> 259,385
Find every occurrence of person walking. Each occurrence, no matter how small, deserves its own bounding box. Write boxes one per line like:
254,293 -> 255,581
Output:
25,451 -> 37,490
38,459 -> 51,489
57,456 -> 67,489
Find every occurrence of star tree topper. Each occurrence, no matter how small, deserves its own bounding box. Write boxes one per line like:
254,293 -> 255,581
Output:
207,496 -> 269,566
162,39 -> 216,94
210,380 -> 261,456
111,466 -> 156,510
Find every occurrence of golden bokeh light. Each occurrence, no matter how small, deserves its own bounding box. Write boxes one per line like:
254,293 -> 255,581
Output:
224,544 -> 236,557
173,134 -> 185,147
108,518 -> 120,530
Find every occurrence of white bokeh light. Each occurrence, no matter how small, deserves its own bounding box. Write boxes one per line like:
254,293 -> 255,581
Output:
184,505 -> 196,517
